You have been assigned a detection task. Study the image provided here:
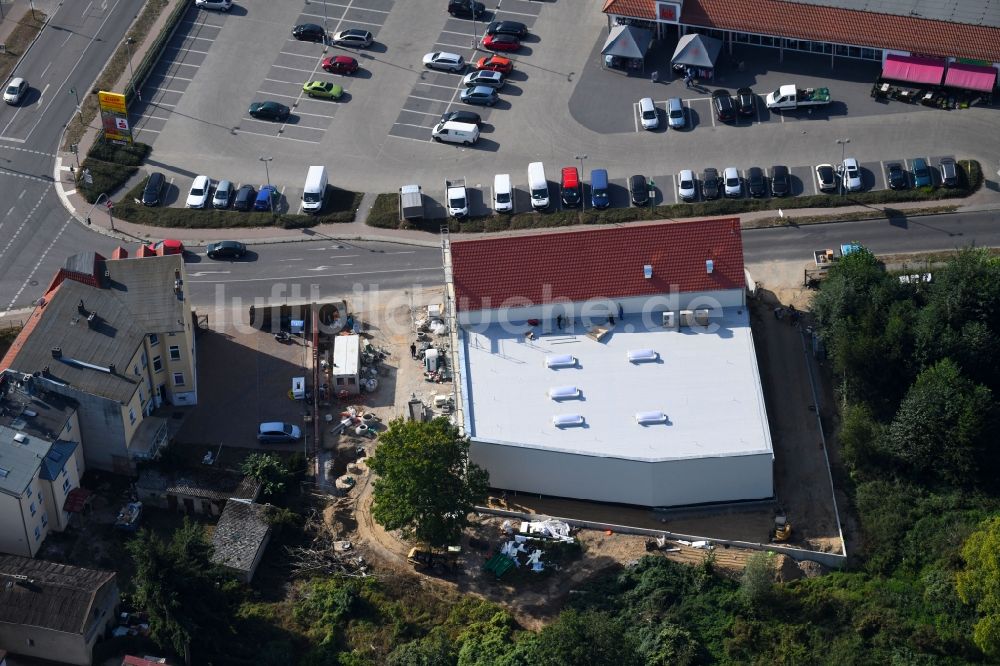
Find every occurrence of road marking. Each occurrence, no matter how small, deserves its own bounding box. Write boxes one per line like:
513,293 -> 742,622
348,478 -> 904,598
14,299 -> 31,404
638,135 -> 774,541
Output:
386,133 -> 432,144
393,122 -> 433,130
278,258 -> 304,261
0,145 -> 55,157
187,266 -> 443,284
385,251 -> 415,255
165,45 -> 209,55
188,271 -> 232,277
2,214 -> 73,316
406,93 -> 452,104
330,254 -> 359,258
234,128 -> 322,144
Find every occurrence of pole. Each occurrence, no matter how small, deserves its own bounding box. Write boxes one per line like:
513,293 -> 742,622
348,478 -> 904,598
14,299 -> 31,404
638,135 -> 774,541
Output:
575,154 -> 588,211
259,156 -> 274,219
107,202 -> 116,232
69,88 -> 83,125
836,138 -> 850,195
28,0 -> 36,21
125,38 -> 141,101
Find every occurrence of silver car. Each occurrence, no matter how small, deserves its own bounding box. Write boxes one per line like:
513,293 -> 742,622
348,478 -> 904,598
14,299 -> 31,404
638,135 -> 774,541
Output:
423,52 -> 465,72
331,29 -> 372,48
462,70 -> 504,89
213,180 -> 233,209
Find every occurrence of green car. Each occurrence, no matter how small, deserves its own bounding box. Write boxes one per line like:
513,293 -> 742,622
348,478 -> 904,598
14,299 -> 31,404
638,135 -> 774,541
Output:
303,81 -> 343,100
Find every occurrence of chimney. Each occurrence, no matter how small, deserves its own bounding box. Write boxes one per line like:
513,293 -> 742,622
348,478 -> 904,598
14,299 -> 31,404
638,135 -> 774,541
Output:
643,265 -> 653,279
87,312 -> 98,328
108,364 -> 116,375
706,259 -> 714,274
51,348 -> 62,359
77,300 -> 87,315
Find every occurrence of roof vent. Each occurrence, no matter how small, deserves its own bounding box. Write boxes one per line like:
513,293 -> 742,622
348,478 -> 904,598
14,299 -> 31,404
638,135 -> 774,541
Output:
548,386 -> 581,400
51,348 -> 62,359
635,411 -> 667,425
87,311 -> 98,328
77,300 -> 87,315
545,354 -> 577,369
552,414 -> 585,428
643,264 -> 653,279
13,433 -> 26,443
627,349 -> 658,363
706,259 -> 714,273
23,410 -> 37,417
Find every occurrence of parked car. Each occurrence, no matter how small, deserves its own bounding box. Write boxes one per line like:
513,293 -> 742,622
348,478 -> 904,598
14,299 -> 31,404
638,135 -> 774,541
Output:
447,0 -> 485,19
723,167 -> 741,197
666,97 -> 685,129
886,162 -> 907,190
321,55 -> 359,75
712,89 -> 735,121
331,29 -> 373,48
141,172 -> 166,207
747,167 -> 767,197
912,157 -> 933,187
841,158 -> 863,192
486,21 -> 527,38
3,77 -> 27,105
629,174 -> 649,206
460,86 -> 498,106
303,81 -> 343,99
639,97 -> 658,130
735,87 -> 755,116
233,184 -> 256,211
701,168 -> 720,200
482,34 -> 520,52
590,168 -> 610,209
560,167 -> 581,207
939,157 -> 958,187
206,240 -> 246,260
146,239 -> 184,256
770,165 -> 790,197
248,101 -> 289,121
476,55 -> 513,74
254,185 -> 278,211
423,52 -> 465,72
186,175 -> 211,209
677,170 -> 696,202
463,70 -> 505,89
815,163 -> 837,192
194,0 -> 232,9
292,23 -> 325,42
212,180 -> 233,209
257,422 -> 302,443
439,110 -> 481,126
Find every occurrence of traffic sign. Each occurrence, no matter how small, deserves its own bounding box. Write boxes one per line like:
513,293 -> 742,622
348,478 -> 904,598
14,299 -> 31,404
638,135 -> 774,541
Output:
106,201 -> 114,209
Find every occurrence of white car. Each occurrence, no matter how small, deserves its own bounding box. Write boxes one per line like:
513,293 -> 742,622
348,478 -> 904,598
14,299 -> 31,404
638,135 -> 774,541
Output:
639,97 -> 658,130
815,163 -> 837,192
423,52 -> 465,72
186,175 -> 211,209
841,158 -> 863,192
331,29 -> 373,48
677,170 -> 696,202
194,0 -> 232,10
3,77 -> 27,105
723,167 -> 741,198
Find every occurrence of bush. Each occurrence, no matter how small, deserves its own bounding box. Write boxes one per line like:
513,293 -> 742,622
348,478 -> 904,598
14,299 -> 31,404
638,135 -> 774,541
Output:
367,193 -> 400,228
77,142 -> 152,203
87,141 -> 151,167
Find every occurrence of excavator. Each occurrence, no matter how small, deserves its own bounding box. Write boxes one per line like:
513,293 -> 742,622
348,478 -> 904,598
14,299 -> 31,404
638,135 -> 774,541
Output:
773,514 -> 792,543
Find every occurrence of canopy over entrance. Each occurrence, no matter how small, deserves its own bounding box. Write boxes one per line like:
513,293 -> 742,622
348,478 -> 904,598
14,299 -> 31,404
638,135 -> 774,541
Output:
944,62 -> 998,92
881,54 -> 946,85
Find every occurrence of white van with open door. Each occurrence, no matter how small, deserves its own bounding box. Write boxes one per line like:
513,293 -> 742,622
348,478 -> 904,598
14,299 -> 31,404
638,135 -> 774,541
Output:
494,173 -> 513,213
527,162 -> 549,210
302,165 -> 327,214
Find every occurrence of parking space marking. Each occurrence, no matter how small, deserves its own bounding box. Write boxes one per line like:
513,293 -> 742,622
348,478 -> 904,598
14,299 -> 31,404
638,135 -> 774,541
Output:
253,91 -> 299,100
407,93 -> 453,104
419,81 -> 462,90
135,127 -> 160,135
493,8 -> 538,18
879,160 -> 886,189
236,128 -> 322,144
385,133 -> 430,144
399,109 -> 441,118
433,39 -> 472,49
321,1 -> 389,13
395,122 -> 433,130
440,29 -> 474,37
165,45 -> 209,55
272,63 -> 316,74
294,109 -> 338,119
278,51 -> 315,59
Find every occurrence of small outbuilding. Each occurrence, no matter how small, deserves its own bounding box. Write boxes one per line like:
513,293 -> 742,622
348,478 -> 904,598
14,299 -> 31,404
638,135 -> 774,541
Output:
332,334 -> 361,396
211,500 -> 273,583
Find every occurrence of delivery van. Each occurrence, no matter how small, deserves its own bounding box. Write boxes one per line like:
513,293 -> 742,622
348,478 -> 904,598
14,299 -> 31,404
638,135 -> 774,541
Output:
301,165 -> 327,214
494,173 -> 513,213
431,121 -> 480,145
527,161 -> 549,210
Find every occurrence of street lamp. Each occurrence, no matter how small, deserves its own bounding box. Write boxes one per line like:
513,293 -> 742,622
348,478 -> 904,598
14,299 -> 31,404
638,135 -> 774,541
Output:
836,138 -> 850,195
28,0 -> 36,21
86,193 -> 115,232
68,87 -> 84,125
259,156 -> 275,219
124,37 -> 140,102
574,154 -> 588,211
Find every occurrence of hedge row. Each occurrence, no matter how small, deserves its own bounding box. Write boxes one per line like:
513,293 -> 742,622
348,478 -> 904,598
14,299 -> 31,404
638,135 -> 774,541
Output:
366,160 -> 982,232
78,143 -> 152,203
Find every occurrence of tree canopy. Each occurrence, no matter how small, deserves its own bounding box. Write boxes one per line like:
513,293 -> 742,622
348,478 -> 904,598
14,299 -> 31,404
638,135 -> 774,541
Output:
368,417 -> 489,547
957,516 -> 1000,657
241,452 -> 290,497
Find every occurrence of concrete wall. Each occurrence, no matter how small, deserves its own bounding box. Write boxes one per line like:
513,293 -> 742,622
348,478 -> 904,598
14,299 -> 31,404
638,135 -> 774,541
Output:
0,492 -> 32,557
470,440 -> 774,507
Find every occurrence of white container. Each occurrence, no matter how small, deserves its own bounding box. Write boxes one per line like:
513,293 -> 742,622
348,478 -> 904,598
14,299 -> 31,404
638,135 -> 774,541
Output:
548,386 -> 581,400
635,411 -> 667,425
545,354 -> 576,369
627,349 -> 658,363
552,414 -> 584,427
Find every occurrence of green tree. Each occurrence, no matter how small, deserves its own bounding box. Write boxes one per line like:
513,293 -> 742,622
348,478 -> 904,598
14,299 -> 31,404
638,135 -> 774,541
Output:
885,358 -> 994,486
368,417 -> 489,548
127,519 -> 236,663
387,629 -> 456,666
634,622 -> 698,666
241,452 -> 290,497
957,515 -> 1000,657
739,551 -> 775,608
510,610 -> 641,666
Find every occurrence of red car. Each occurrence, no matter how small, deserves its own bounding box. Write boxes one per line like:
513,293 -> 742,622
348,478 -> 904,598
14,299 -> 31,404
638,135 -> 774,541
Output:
476,55 -> 513,74
321,55 -> 359,75
482,34 -> 520,52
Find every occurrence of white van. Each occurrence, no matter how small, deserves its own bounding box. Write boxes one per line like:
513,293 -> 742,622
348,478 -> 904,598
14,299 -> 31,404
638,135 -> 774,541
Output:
527,162 -> 549,210
301,165 -> 327,214
431,121 -> 480,145
494,173 -> 513,213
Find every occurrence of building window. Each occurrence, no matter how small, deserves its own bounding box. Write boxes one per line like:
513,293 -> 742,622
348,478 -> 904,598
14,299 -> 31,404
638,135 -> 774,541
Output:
169,345 -> 181,361
29,502 -> 36,516
173,372 -> 185,387
129,408 -> 136,425
37,489 -> 42,503
25,487 -> 31,498
34,526 -> 40,540
139,387 -> 145,403
41,513 -> 47,527
134,364 -> 140,376
62,466 -> 68,478
153,356 -> 163,372
348,377 -> 357,385
63,478 -> 71,492
149,333 -> 159,346
141,352 -> 148,370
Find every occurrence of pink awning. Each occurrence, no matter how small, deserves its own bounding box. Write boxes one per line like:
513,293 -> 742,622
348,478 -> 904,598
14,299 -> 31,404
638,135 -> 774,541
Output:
881,54 -> 946,85
944,63 -> 998,92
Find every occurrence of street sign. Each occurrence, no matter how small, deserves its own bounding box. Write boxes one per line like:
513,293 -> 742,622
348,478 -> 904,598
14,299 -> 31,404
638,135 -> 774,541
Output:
106,201 -> 114,209
83,169 -> 93,185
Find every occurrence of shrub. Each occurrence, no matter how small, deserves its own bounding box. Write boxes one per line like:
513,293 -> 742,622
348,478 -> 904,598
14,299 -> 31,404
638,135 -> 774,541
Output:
367,193 -> 400,229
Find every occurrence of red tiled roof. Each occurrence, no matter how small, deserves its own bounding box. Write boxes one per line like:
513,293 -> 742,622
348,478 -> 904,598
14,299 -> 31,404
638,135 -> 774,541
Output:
450,219 -> 745,312
603,0 -> 1000,62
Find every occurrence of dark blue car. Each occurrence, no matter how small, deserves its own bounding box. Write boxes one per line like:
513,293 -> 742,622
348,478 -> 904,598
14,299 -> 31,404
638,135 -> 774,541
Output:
254,185 -> 278,211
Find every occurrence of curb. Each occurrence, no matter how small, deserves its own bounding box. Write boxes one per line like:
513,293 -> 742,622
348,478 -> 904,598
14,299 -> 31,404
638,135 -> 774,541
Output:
5,9 -> 49,78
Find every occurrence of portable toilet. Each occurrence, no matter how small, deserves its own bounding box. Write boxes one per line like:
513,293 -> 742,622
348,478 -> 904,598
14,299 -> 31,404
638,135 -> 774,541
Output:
424,348 -> 439,373
292,376 -> 306,400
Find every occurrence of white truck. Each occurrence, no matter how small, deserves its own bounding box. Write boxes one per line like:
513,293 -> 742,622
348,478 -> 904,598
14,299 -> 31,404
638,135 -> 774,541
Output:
399,184 -> 424,221
445,178 -> 468,218
765,84 -> 831,110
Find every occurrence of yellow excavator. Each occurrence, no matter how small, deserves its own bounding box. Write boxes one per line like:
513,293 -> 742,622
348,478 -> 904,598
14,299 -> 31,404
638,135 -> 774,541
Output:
773,515 -> 792,543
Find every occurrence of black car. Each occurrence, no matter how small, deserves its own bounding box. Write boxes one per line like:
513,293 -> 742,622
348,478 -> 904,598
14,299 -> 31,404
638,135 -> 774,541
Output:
233,184 -> 256,211
747,167 -> 767,197
770,165 -> 790,197
701,168 -> 720,200
141,172 -> 166,207
735,87 -> 755,116
248,101 -> 289,121
629,175 -> 649,206
206,240 -> 247,260
448,0 -> 485,18
292,23 -> 325,42
885,162 -> 907,190
439,110 -> 481,126
712,89 -> 735,122
486,21 -> 527,38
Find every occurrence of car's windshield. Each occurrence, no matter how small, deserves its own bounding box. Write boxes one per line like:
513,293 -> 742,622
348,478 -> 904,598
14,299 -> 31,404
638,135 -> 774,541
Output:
642,109 -> 655,119
497,193 -> 510,204
191,187 -> 204,196
5,85 -> 16,94
681,179 -> 693,189
727,176 -> 738,186
670,109 -> 683,118
282,424 -> 293,435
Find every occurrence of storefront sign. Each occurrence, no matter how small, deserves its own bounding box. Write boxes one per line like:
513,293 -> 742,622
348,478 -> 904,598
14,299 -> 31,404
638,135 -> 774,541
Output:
98,91 -> 132,144
656,1 -> 681,23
